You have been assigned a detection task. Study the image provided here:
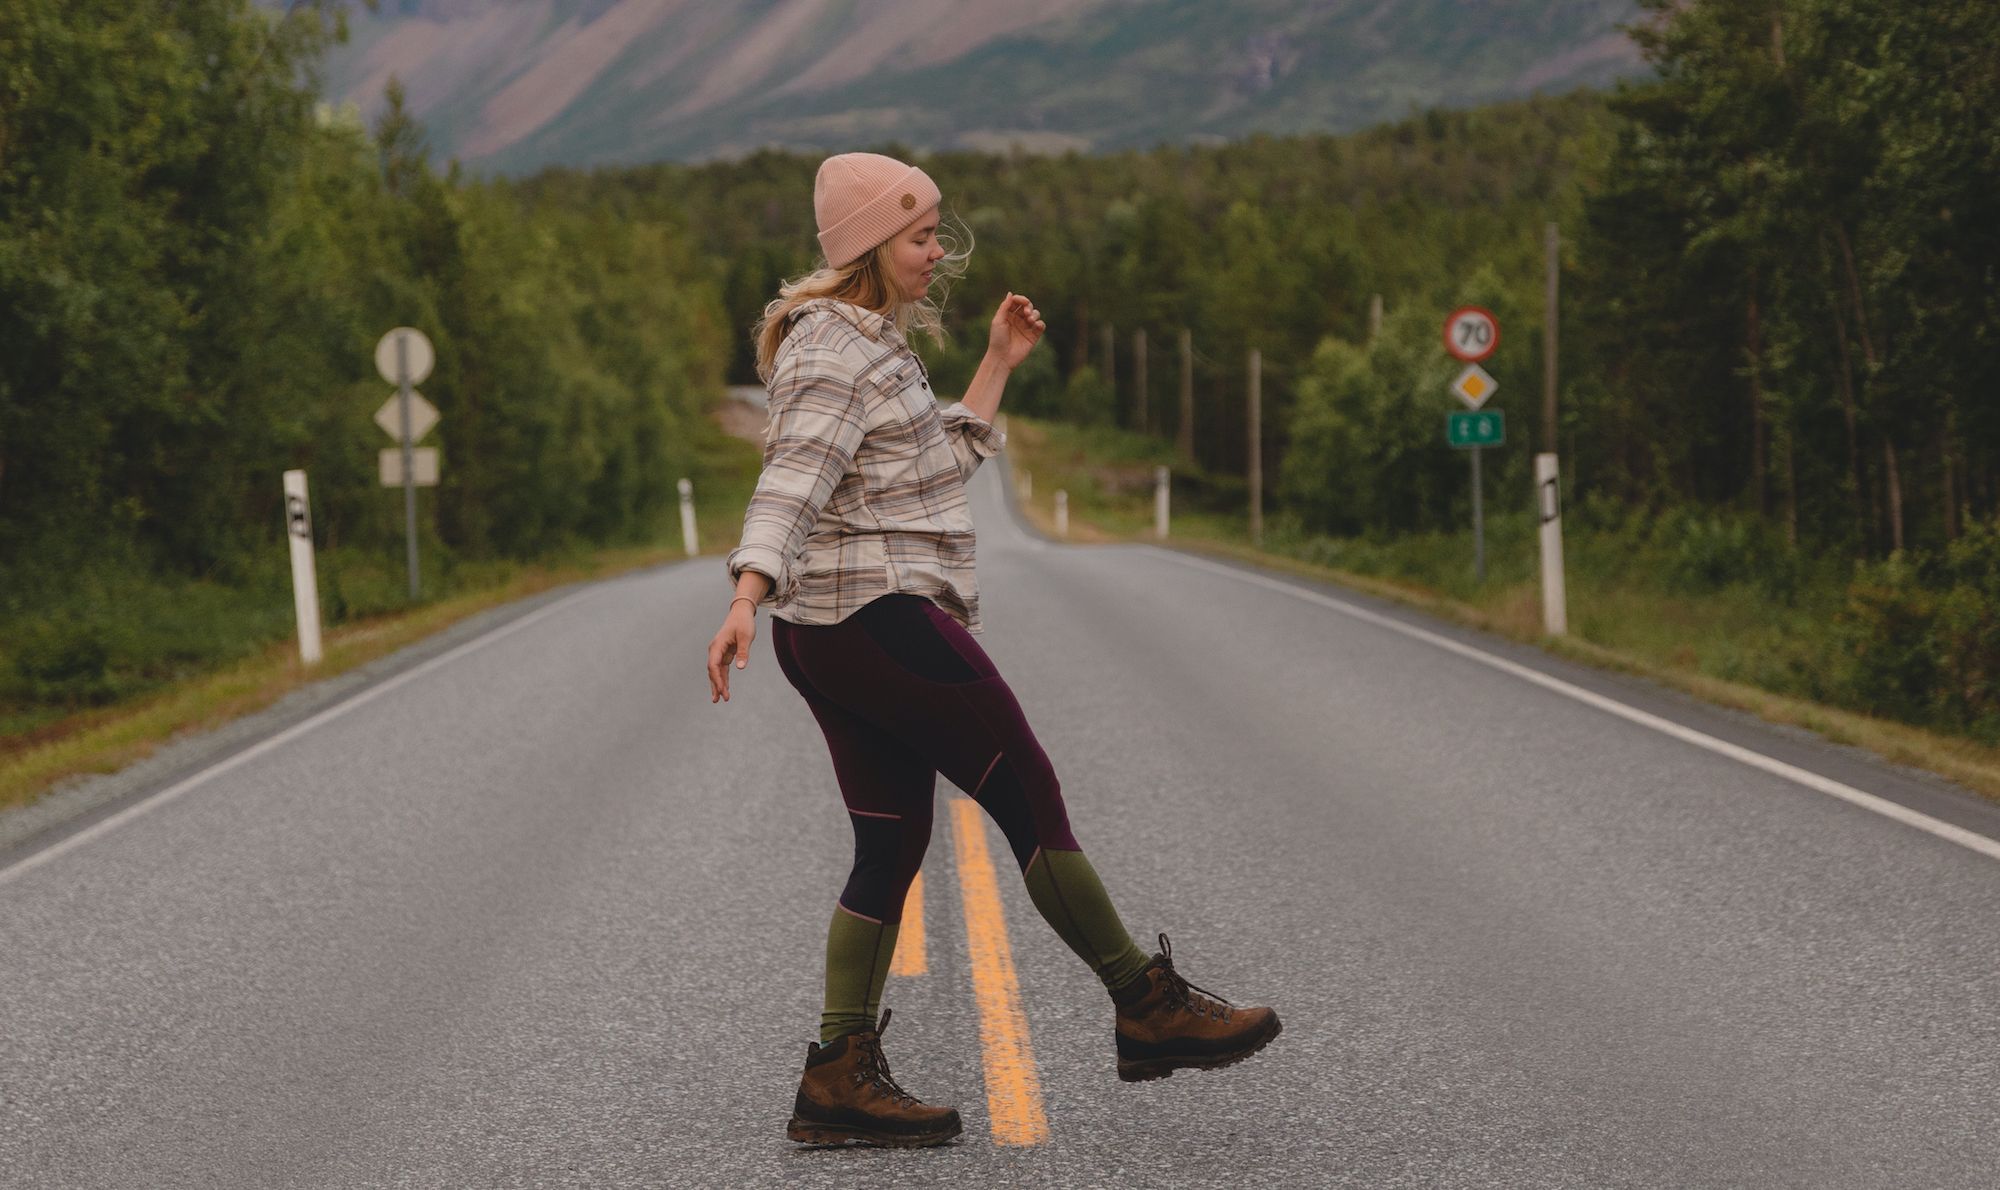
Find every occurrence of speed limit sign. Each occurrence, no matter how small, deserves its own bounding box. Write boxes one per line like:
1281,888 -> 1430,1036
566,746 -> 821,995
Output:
1444,307 -> 1499,363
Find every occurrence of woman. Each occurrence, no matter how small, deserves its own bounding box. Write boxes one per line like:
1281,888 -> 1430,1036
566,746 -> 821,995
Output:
706,151 -> 1280,1149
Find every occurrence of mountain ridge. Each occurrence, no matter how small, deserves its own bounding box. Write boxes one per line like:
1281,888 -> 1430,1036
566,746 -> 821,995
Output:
300,0 -> 1648,173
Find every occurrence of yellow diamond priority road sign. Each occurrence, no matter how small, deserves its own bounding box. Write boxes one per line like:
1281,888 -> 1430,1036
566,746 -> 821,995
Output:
1451,363 -> 1498,409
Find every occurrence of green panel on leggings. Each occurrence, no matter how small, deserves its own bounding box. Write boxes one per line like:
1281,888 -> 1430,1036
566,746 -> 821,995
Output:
1024,848 -> 1151,991
821,907 -> 900,1044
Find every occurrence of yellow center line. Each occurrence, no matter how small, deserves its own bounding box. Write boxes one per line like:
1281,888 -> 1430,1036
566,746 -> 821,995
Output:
890,870 -> 927,976
949,796 -> 1050,1146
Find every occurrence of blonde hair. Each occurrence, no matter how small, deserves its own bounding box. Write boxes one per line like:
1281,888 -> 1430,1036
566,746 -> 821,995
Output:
752,210 -> 973,383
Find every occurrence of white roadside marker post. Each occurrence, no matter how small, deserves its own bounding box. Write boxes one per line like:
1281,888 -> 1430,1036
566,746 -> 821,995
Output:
1054,490 -> 1068,539
282,470 -> 323,666
1155,465 -> 1170,539
678,477 -> 699,556
1538,454 -> 1568,634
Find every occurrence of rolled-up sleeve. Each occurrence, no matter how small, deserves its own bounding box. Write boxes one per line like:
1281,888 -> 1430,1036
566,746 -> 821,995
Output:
724,348 -> 870,605
937,403 -> 1006,482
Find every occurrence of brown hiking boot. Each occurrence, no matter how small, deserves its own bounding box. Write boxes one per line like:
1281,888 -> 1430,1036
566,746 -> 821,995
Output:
1111,933 -> 1282,1083
786,1009 -> 962,1147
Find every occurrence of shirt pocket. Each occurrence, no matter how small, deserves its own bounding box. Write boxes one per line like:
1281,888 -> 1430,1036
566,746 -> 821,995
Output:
871,359 -> 945,458
885,356 -> 932,408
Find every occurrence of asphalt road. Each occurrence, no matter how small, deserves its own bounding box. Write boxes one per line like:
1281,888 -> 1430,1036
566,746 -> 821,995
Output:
4,458 -> 1999,1189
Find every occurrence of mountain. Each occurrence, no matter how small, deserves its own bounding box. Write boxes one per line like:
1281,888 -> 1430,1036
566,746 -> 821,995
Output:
301,0 -> 1648,173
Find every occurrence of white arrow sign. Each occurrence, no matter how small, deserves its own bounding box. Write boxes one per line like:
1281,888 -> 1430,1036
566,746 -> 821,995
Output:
374,391 -> 439,443
375,327 -> 435,386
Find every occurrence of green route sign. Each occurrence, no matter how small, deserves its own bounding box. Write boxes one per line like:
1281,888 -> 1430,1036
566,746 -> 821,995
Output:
1447,410 -> 1504,448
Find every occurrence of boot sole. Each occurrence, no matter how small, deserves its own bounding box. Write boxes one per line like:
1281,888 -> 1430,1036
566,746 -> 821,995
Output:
786,1116 -> 962,1148
1116,1013 -> 1283,1083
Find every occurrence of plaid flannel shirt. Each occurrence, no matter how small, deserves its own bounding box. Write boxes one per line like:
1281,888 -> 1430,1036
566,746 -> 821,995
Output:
725,298 -> 1007,634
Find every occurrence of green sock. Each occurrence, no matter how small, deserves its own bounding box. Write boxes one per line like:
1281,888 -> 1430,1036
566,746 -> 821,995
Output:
821,906 -> 899,1044
1022,848 -> 1151,991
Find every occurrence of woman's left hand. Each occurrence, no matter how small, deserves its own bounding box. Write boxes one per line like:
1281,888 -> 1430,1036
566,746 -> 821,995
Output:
988,293 -> 1046,371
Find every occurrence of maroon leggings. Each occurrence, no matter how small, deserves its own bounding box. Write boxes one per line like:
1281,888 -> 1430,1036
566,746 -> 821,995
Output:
770,593 -> 1081,924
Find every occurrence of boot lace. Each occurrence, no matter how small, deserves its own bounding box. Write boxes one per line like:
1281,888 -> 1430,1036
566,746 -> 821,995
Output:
1153,933 -> 1235,1023
851,1008 -> 918,1105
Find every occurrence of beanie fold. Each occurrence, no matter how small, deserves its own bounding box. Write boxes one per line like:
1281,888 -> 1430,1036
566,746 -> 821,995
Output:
814,154 -> 942,268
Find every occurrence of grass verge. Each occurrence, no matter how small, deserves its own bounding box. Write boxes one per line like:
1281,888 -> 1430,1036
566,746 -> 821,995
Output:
0,423 -> 762,817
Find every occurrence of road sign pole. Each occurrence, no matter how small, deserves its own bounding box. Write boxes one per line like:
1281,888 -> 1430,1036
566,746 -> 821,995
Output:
283,470 -> 323,666
373,326 -> 438,584
1445,306 -> 1502,584
398,336 -> 420,599
1471,446 -> 1485,583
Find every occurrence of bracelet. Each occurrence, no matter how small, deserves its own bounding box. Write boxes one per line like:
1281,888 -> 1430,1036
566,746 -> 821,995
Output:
730,595 -> 758,613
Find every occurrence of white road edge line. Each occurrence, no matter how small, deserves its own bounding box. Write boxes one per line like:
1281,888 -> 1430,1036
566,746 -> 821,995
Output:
1148,547 -> 2000,864
0,586 -> 604,886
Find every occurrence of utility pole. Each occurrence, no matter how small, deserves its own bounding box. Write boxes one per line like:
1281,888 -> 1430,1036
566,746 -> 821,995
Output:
1537,222 -> 1569,635
1177,328 -> 1194,463
1544,228 -> 1558,454
1248,347 -> 1263,548
1133,328 -> 1149,434
1102,323 -> 1116,403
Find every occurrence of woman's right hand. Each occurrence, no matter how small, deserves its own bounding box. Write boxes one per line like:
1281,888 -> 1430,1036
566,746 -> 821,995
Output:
707,603 -> 757,704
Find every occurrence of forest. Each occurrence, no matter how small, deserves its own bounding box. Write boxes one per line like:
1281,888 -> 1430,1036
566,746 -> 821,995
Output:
1,0 -> 729,724
4,0 -> 1998,741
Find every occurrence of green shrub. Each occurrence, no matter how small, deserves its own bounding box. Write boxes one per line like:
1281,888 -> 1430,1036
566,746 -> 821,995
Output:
1657,510 -> 1802,602
1835,559 -> 1938,724
1930,583 -> 2000,738
10,616 -> 126,707
1058,366 -> 1115,426
1917,521 -> 2000,736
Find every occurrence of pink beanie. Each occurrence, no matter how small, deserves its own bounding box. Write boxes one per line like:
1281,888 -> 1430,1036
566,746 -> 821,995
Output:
814,152 -> 942,268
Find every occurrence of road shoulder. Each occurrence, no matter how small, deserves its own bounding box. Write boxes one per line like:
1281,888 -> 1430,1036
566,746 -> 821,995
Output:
0,577 -> 620,866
